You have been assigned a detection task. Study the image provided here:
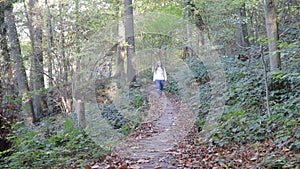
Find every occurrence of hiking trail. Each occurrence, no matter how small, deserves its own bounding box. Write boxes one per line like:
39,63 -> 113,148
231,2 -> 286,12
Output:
99,84 -> 196,168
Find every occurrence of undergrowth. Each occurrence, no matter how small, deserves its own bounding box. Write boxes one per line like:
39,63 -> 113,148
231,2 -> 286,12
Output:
184,47 -> 299,168
0,116 -> 108,168
209,53 -> 300,168
96,72 -> 150,135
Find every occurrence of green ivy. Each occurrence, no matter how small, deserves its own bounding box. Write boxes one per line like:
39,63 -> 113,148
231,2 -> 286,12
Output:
208,52 -> 299,168
0,116 -> 106,168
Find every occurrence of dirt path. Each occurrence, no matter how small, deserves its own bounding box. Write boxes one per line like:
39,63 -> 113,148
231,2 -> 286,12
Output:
100,84 -> 195,168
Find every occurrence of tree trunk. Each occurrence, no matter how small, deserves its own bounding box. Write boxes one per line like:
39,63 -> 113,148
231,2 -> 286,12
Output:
76,100 -> 86,128
59,1 -> 68,84
185,0 -> 193,59
235,23 -> 243,48
240,2 -> 249,47
115,0 -> 126,86
5,7 -> 34,125
261,45 -> 271,117
73,0 -> 80,101
236,3 -> 250,49
45,0 -> 54,114
124,0 -> 136,83
248,9 -> 255,43
254,9 -> 260,40
59,0 -> 71,114
0,2 -> 16,119
26,0 -> 45,121
264,0 -> 281,71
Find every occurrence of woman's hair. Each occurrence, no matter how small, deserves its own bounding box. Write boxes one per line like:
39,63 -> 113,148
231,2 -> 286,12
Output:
155,61 -> 164,73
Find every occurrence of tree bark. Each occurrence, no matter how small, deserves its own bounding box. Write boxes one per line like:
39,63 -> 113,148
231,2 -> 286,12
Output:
59,0 -> 71,114
261,45 -> 271,117
5,6 -> 34,125
73,0 -> 81,101
0,2 -> 15,118
76,100 -> 86,128
235,22 -> 243,48
59,1 -> 68,84
115,0 -> 126,86
45,0 -> 54,114
185,0 -> 193,59
124,0 -> 136,83
240,2 -> 249,47
264,0 -> 281,71
236,3 -> 250,49
25,0 -> 45,121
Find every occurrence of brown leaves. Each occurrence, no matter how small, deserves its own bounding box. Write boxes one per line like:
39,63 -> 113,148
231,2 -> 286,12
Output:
86,125 -> 297,168
163,125 -> 297,168
89,152 -> 155,169
87,85 -> 297,169
128,122 -> 159,139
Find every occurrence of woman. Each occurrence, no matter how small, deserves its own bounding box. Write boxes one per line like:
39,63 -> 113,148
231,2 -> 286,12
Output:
153,61 -> 167,97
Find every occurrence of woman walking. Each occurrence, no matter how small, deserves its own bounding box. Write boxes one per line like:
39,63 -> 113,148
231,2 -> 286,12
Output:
153,61 -> 167,97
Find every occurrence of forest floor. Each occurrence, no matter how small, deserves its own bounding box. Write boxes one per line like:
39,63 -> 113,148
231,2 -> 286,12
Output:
87,84 -> 298,169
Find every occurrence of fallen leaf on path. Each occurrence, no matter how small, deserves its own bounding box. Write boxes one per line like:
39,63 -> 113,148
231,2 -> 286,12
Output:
137,159 -> 150,163
91,164 -> 100,169
154,164 -> 162,168
119,163 -> 128,169
129,164 -> 140,169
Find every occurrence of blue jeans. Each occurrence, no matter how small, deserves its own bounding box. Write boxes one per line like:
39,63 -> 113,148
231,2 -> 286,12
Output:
155,80 -> 164,94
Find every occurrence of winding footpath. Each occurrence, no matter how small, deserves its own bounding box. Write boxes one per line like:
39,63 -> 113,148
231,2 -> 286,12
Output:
104,84 -> 196,168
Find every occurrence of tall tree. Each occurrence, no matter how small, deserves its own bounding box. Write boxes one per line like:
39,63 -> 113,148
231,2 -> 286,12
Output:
59,1 -> 68,84
124,0 -> 136,83
185,1 -> 207,57
73,0 -> 81,101
184,0 -> 193,59
115,0 -> 126,86
264,0 -> 281,70
25,0 -> 45,121
45,0 -> 54,114
5,4 -> 34,125
0,1 -> 15,118
240,2 -> 249,47
235,2 -> 250,48
58,0 -> 71,114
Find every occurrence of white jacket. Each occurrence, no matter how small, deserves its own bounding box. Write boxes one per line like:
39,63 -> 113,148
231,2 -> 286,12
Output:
153,67 -> 167,81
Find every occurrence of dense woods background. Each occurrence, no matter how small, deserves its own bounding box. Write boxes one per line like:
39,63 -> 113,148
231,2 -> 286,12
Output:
0,0 -> 299,168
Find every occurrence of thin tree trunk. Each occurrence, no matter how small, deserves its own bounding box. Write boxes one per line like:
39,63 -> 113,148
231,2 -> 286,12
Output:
240,2 -> 249,47
5,7 -> 34,125
124,0 -> 136,83
76,100 -> 86,128
261,45 -> 271,117
59,0 -> 71,114
235,21 -> 243,48
264,0 -> 281,71
185,0 -> 193,59
116,0 -> 125,86
25,0 -> 45,121
45,0 -> 54,114
73,0 -> 82,103
254,10 -> 260,39
248,10 -> 255,43
59,1 -> 68,84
